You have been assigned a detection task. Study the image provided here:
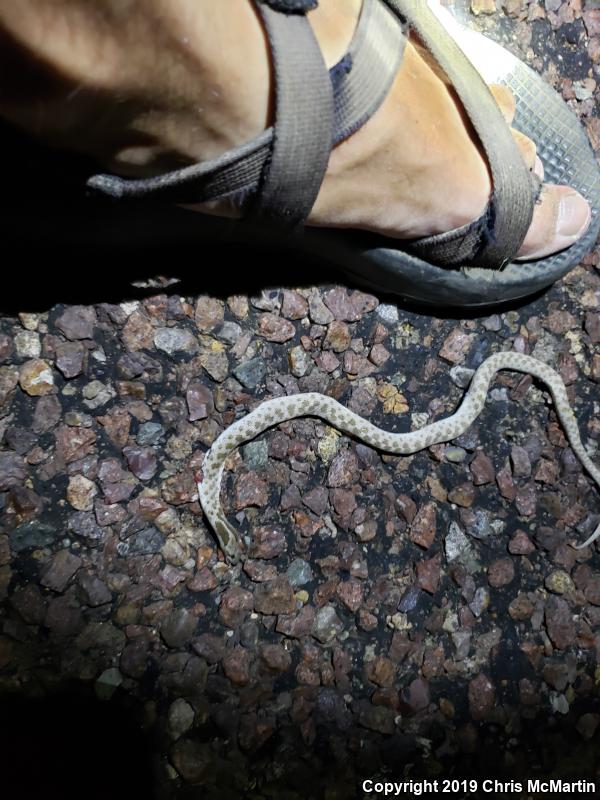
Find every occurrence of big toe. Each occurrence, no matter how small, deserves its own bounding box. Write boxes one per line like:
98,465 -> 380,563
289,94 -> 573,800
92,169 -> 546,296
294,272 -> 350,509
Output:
516,184 -> 591,260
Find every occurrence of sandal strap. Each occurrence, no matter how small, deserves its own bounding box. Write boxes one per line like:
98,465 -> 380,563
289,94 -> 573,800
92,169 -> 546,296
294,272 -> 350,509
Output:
258,1 -> 319,12
332,0 -> 407,144
87,0 -> 405,211
386,0 -> 537,269
249,2 -> 334,227
408,175 -> 543,267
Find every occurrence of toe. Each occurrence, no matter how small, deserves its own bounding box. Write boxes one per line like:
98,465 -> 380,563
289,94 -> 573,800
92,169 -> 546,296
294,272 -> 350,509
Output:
511,128 -> 537,172
515,184 -> 591,260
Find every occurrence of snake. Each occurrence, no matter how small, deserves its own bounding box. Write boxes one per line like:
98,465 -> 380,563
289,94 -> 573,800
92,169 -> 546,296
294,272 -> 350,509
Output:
197,351 -> 600,563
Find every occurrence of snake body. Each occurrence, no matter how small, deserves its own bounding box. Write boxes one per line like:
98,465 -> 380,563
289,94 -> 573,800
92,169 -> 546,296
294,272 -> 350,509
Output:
197,352 -> 600,562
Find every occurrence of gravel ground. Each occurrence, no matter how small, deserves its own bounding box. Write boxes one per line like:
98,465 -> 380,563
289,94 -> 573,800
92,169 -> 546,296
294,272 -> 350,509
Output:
1,2 -> 600,799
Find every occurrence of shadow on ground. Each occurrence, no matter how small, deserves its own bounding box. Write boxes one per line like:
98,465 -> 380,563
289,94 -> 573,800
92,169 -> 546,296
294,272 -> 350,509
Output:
0,686 -> 155,800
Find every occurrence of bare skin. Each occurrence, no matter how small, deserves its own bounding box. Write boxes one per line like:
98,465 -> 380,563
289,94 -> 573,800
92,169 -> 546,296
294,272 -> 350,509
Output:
0,0 -> 591,260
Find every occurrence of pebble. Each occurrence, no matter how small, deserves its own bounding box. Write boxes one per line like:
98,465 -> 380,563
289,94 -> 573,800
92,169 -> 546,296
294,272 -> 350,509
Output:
469,587 -> 490,617
510,445 -> 532,477
95,668 -> 123,701
324,321 -> 351,353
445,446 -> 468,463
170,740 -> 211,784
496,463 -> 517,500
233,358 -> 266,389
452,630 -> 471,661
9,584 -> 45,628
312,605 -> 344,643
66,474 -> 98,511
137,422 -> 164,446
0,366 -> 18,410
56,342 -> 86,378
444,522 -> 471,562
376,304 -> 399,325
186,383 -> 214,421
242,440 -> 269,470
194,296 -> 224,332
545,570 -> 575,595
365,656 -> 396,688
10,520 -> 59,552
168,698 -> 195,739
261,643 -> 292,672
281,290 -> 308,320
15,330 -> 41,359
487,558 -> 515,588
160,608 -> 198,648
258,313 -> 296,343
308,291 -> 334,325
248,527 -> 287,559
154,327 -> 198,355
222,646 -> 252,686
288,345 -> 311,377
187,568 -> 217,592
358,705 -> 396,735
468,674 -> 495,721
584,576 -> 600,606
336,578 -> 364,612
409,502 -> 437,549
55,306 -> 97,340
323,288 -> 363,322
515,483 -> 537,516
401,678 -> 430,714
470,451 -> 495,485
576,713 -> 600,740
18,359 -> 54,396
327,450 -> 359,488
439,328 -> 475,364
447,483 -> 476,507
545,596 -> 577,650
77,572 -> 112,607
123,446 -> 157,481
417,554 -> 441,594
398,586 -> 421,613
0,333 -> 14,362
303,485 -> 329,516
276,605 -> 316,638
254,577 -> 296,615
234,471 -> 269,509
219,586 -> 254,628
286,558 -> 313,588
41,549 -> 82,592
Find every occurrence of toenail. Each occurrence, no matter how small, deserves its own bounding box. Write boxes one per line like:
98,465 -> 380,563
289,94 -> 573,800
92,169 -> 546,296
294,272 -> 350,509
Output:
558,191 -> 592,238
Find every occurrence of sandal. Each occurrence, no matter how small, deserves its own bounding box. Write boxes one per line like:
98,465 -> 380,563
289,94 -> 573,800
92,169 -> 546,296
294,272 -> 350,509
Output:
87,0 -> 600,308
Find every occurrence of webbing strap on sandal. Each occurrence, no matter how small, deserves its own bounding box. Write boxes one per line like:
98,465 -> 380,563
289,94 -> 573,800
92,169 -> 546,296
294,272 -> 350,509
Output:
384,0 -> 537,269
250,2 -> 333,227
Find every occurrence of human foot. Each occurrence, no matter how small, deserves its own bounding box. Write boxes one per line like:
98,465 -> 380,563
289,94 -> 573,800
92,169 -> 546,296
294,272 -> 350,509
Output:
190,0 -> 592,261
306,1 -> 592,260
0,0 -> 591,261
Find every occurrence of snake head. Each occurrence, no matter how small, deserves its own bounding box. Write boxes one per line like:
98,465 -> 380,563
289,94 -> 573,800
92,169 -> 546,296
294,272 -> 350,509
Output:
215,517 -> 245,565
